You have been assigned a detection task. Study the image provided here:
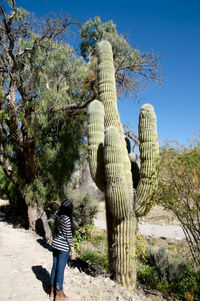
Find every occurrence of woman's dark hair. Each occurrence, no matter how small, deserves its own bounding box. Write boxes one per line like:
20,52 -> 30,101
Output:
55,199 -> 75,236
58,199 -> 73,218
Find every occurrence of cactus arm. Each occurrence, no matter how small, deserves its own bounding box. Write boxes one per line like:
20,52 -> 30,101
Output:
87,99 -> 106,192
97,40 -> 133,202
104,126 -> 130,219
135,104 -> 159,216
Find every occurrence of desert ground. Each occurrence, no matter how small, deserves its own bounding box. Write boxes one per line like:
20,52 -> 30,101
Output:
0,201 -> 181,301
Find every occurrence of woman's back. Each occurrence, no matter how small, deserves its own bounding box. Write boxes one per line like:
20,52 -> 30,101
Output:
52,211 -> 74,252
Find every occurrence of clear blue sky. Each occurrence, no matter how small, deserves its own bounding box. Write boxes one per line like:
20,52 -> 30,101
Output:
18,0 -> 200,146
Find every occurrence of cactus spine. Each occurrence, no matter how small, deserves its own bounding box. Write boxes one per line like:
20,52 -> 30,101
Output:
87,40 -> 159,291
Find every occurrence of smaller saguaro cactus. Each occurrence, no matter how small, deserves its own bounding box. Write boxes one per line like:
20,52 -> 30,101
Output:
87,40 -> 159,291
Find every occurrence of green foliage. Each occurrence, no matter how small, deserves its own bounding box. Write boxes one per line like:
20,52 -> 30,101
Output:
80,16 -> 120,60
81,249 -> 109,271
14,7 -> 30,22
0,0 -> 89,217
66,191 -> 98,228
174,271 -> 200,301
72,222 -> 200,300
0,167 -> 18,203
145,245 -> 189,282
73,228 -> 83,252
22,178 -> 47,206
137,262 -> 160,289
35,113 -> 86,203
74,224 -> 106,253
156,137 -> 200,265
74,224 -> 109,270
137,238 -> 200,300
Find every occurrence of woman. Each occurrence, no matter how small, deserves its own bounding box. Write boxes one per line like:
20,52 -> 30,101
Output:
50,199 -> 76,301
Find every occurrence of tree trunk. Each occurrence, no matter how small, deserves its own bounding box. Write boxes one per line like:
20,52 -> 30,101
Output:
106,200 -> 137,291
13,194 -> 29,228
27,201 -> 52,243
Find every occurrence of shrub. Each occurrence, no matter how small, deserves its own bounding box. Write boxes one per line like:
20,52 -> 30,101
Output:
73,224 -> 103,252
81,249 -> 109,271
145,242 -> 189,281
66,190 -> 98,228
175,271 -> 200,301
73,224 -> 108,271
156,139 -> 200,266
138,238 -> 200,300
137,262 -> 160,289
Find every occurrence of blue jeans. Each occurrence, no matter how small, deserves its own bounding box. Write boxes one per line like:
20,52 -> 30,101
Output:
50,248 -> 70,291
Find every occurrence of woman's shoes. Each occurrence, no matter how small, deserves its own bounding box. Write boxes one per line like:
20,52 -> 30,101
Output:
49,287 -> 55,300
55,290 -> 69,300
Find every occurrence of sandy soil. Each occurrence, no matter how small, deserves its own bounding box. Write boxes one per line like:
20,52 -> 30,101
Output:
0,220 -> 52,301
0,218 -> 168,301
0,199 -> 181,301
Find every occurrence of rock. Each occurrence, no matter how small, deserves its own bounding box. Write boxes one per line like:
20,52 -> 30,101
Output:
70,161 -> 104,200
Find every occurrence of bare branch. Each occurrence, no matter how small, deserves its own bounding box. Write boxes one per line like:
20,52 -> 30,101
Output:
124,125 -> 139,147
48,96 -> 94,115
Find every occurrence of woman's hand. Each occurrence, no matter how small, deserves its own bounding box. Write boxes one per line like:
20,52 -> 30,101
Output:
70,247 -> 76,260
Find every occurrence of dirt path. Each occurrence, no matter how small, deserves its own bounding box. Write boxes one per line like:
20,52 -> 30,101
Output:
0,219 -> 167,301
0,220 -> 52,301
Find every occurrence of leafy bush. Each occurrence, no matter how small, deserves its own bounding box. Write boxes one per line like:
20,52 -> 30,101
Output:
73,224 -> 100,251
74,224 -> 107,249
66,191 -> 98,228
156,139 -> 200,266
145,242 -> 189,281
138,239 -> 200,300
73,224 -> 108,271
174,271 -> 200,301
81,249 -> 109,271
137,262 -> 160,289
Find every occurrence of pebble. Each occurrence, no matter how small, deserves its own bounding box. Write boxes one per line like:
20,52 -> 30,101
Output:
64,266 -> 168,301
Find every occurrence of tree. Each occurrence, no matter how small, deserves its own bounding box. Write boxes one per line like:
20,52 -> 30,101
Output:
156,138 -> 200,266
0,0 -> 88,238
80,16 -> 162,100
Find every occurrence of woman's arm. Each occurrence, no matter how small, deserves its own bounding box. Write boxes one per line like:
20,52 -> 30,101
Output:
62,216 -> 76,259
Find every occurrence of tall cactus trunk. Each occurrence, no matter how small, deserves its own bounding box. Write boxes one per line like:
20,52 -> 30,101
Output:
106,207 -> 137,290
97,41 -> 137,289
103,124 -> 137,290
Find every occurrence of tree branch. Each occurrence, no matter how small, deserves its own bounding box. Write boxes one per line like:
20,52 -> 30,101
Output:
48,96 -> 94,114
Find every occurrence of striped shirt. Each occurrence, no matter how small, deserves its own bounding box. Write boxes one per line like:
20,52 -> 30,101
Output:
52,211 -> 74,252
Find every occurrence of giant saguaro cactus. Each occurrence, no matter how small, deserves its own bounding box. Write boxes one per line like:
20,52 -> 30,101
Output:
87,40 -> 159,291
